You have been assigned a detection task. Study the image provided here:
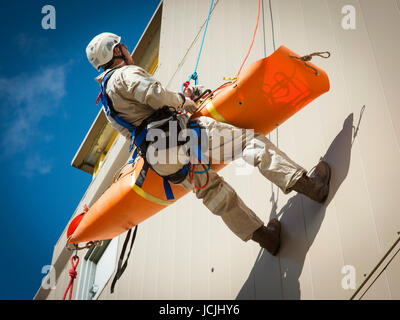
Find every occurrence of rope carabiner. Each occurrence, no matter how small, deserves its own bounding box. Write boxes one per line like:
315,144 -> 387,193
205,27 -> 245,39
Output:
65,240 -> 103,251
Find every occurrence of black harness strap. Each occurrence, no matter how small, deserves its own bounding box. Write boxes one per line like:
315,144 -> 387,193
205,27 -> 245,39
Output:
110,225 -> 138,294
135,162 -> 149,188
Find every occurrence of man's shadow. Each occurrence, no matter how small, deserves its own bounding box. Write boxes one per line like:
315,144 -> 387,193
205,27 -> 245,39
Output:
236,112 -> 358,299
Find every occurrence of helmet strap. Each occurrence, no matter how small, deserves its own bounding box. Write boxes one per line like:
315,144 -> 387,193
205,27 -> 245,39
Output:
114,44 -> 127,64
101,44 -> 127,71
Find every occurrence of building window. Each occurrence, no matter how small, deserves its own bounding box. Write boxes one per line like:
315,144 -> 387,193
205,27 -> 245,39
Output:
76,237 -> 119,300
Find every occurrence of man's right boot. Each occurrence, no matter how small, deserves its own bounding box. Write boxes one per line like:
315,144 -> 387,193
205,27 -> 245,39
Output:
251,219 -> 281,256
291,161 -> 331,203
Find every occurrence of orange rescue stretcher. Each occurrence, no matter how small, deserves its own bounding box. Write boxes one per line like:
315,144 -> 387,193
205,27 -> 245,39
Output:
67,45 -> 330,244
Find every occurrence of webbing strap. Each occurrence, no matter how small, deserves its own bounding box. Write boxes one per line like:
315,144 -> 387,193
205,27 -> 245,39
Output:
101,69 -> 135,132
188,120 -> 202,162
135,162 -> 149,188
128,128 -> 148,164
110,226 -> 138,294
100,69 -> 141,167
163,178 -> 174,200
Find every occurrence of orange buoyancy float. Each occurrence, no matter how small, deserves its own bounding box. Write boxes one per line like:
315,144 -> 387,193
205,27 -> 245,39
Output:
192,46 -> 330,134
68,45 -> 330,243
69,158 -> 190,243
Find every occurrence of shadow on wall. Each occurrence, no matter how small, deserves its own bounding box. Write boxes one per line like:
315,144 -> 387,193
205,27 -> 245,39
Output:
236,112 -> 356,300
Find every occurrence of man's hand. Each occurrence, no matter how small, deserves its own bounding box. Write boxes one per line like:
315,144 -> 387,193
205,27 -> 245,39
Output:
182,97 -> 198,113
184,84 -> 204,100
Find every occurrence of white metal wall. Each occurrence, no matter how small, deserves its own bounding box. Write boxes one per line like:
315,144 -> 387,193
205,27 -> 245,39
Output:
79,0 -> 400,300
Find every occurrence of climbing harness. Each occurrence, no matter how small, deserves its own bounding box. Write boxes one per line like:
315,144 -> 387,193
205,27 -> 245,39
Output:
98,67 -> 195,200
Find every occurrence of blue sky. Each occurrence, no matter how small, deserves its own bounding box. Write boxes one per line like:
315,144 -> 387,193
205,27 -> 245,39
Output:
0,0 -> 160,299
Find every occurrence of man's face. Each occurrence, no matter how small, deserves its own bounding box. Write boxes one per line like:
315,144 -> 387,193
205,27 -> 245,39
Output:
115,44 -> 135,65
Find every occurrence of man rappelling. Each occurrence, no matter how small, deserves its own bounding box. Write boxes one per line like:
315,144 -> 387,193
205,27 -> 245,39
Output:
86,32 -> 331,256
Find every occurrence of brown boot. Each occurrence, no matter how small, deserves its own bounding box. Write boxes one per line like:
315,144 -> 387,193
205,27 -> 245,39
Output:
291,161 -> 331,203
251,219 -> 281,256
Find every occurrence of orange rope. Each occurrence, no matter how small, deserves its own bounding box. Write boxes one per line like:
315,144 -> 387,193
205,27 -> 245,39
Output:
113,162 -> 134,183
236,0 -> 261,77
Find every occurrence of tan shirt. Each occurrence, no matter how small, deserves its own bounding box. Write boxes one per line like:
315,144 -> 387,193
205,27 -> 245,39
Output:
95,64 -> 188,139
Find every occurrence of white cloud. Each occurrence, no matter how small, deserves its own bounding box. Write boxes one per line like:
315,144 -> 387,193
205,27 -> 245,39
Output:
21,153 -> 53,178
0,64 -> 71,177
0,64 -> 68,157
15,33 -> 49,53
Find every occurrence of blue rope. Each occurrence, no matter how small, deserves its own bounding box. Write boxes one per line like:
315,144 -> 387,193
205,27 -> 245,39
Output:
184,0 -> 214,88
188,162 -> 211,174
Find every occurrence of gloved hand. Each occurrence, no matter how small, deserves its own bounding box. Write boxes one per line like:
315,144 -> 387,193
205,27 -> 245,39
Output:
183,84 -> 204,100
182,96 -> 198,113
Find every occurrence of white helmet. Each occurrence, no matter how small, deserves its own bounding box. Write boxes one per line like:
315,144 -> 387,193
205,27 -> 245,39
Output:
86,32 -> 122,71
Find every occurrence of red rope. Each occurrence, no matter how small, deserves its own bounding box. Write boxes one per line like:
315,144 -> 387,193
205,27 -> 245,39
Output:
189,163 -> 210,190
63,255 -> 80,300
236,0 -> 261,77
182,81 -> 190,95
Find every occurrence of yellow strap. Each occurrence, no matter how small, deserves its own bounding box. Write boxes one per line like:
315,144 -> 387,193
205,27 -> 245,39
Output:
223,76 -> 237,81
130,171 -> 174,206
131,184 -> 175,206
205,100 -> 228,123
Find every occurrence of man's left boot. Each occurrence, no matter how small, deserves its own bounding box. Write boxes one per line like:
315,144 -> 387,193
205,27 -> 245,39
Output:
290,161 -> 331,203
251,219 -> 281,256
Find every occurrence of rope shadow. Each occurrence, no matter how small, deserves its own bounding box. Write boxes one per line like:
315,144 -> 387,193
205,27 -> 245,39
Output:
236,112 -> 356,299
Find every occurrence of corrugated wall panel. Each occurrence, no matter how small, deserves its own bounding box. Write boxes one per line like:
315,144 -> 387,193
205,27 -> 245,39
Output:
328,0 -> 400,298
357,0 -> 400,296
359,0 -> 400,147
157,0 -> 273,300
267,0 -> 347,299
300,0 -> 379,299
201,0 -> 268,300
156,207 -> 178,299
60,0 -> 400,300
299,0 -> 383,299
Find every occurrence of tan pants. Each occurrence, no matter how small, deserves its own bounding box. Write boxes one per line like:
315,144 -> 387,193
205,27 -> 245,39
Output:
151,116 -> 306,241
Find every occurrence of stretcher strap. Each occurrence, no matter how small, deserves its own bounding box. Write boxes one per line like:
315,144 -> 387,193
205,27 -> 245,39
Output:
131,185 -> 174,206
134,162 -> 149,188
110,226 -> 138,294
205,100 -> 227,123
131,164 -> 175,206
